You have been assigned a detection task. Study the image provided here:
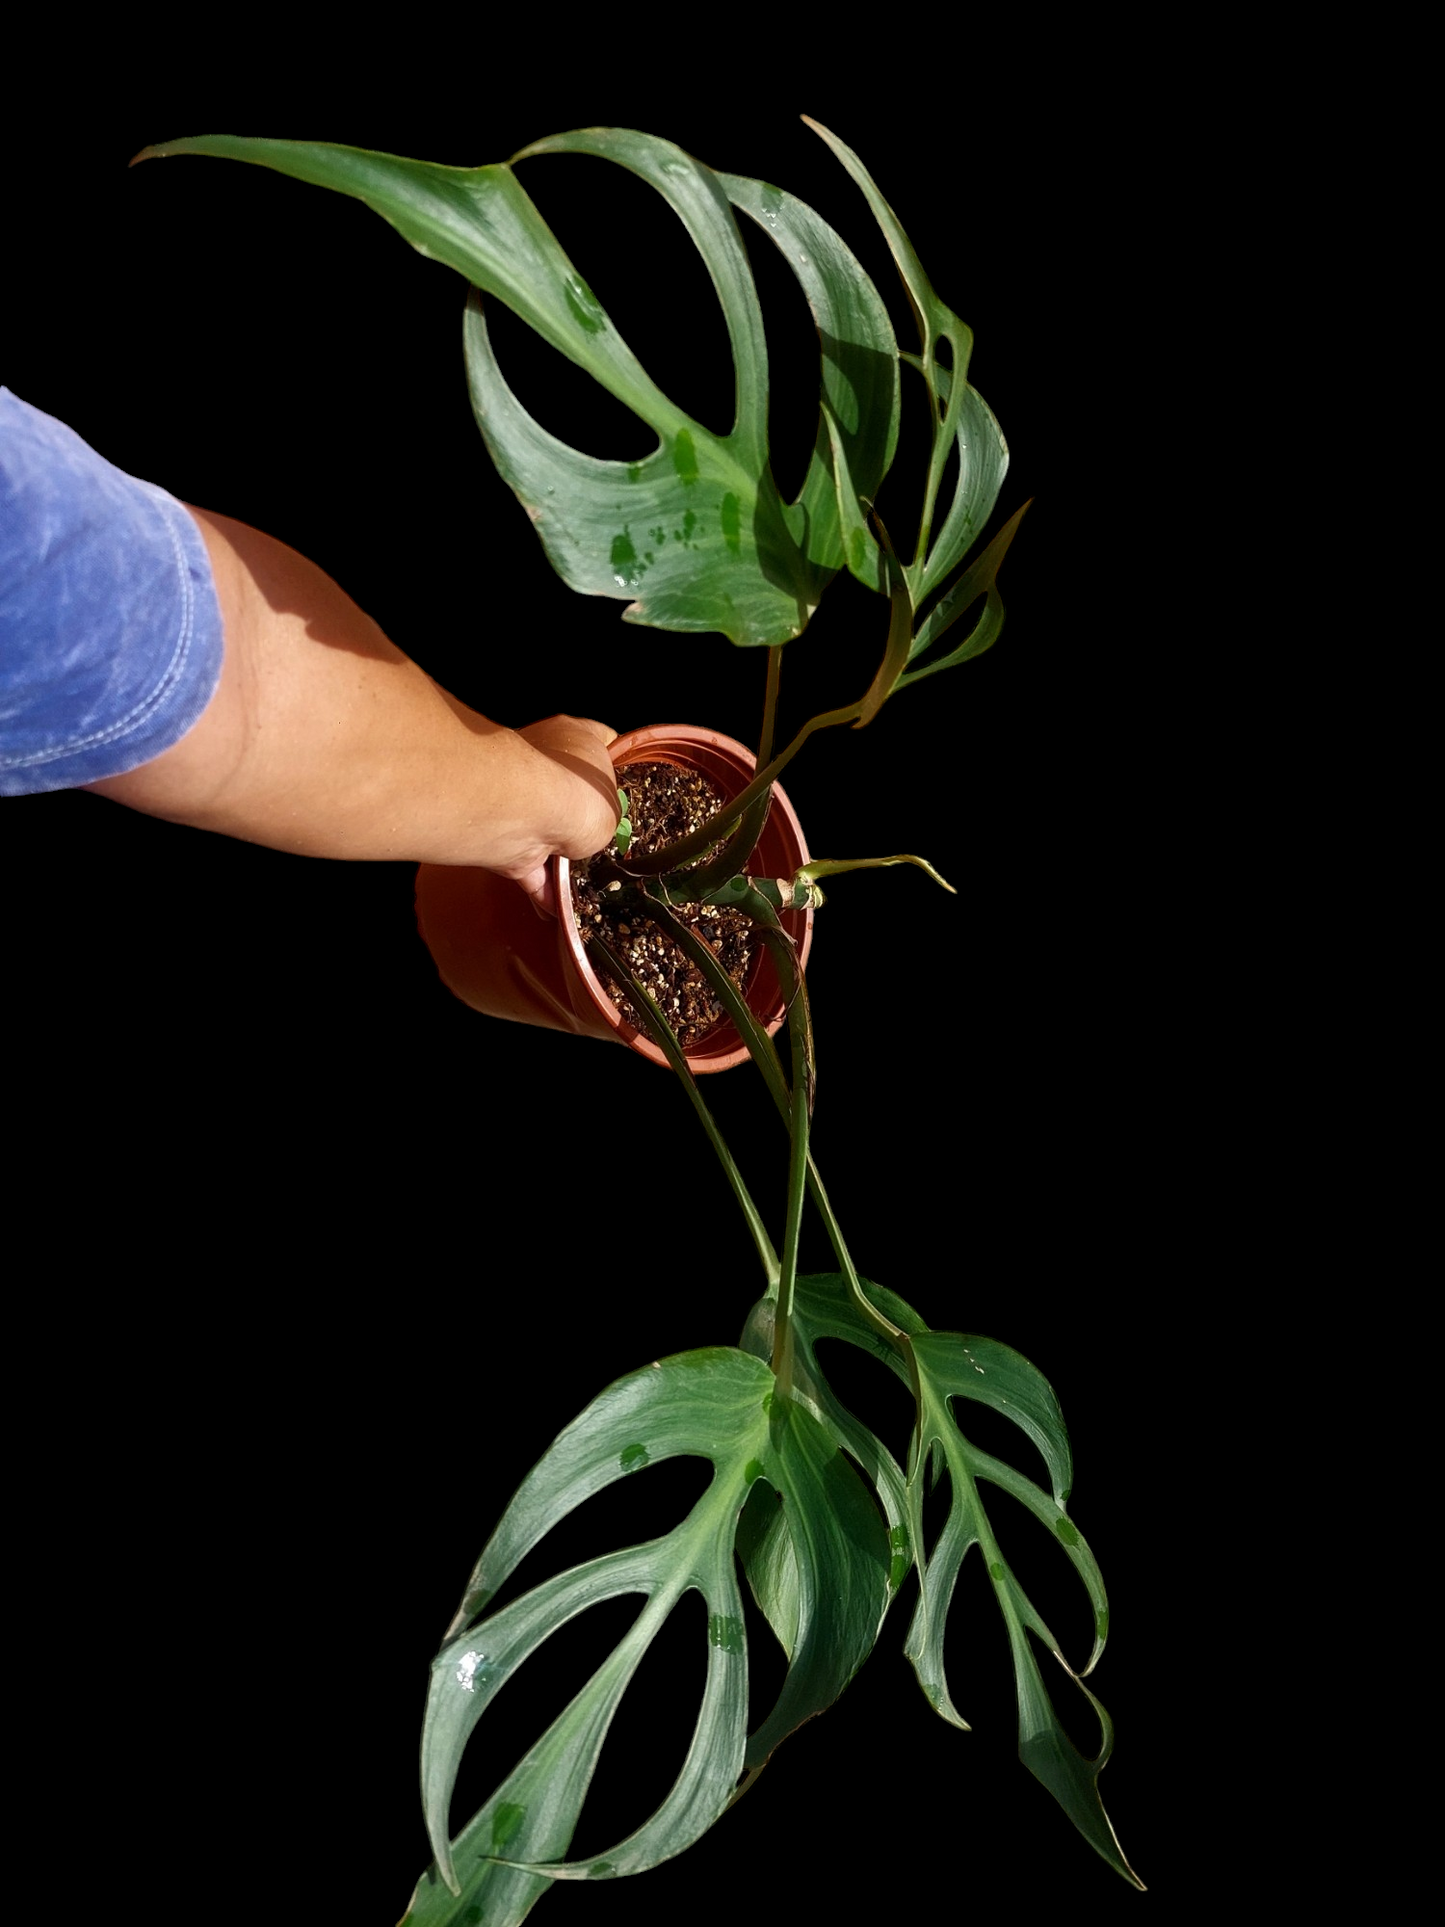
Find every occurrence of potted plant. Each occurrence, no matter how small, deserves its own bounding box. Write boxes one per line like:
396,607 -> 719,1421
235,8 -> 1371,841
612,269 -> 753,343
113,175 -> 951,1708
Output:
139,119 -> 1142,1922
416,721 -> 815,1071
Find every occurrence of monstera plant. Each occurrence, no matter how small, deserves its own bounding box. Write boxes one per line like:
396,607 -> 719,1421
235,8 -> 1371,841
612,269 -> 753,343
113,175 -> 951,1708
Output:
139,120 -> 1142,1921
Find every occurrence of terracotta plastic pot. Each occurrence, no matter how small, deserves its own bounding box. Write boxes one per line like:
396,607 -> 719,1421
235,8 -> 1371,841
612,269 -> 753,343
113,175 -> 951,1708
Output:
415,725 -> 813,1073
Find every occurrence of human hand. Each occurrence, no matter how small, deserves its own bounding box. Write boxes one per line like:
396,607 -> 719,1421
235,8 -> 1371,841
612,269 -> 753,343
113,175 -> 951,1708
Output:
509,715 -> 620,914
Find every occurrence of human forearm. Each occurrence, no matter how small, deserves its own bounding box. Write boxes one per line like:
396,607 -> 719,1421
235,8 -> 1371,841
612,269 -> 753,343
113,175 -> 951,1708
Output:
85,508 -> 618,878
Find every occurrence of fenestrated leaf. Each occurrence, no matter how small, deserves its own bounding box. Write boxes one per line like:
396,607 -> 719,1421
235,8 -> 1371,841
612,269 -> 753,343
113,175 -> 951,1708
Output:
486,126 -> 821,642
801,119 -> 967,384
719,170 -> 899,590
516,133 -> 766,463
136,135 -> 676,422
911,1330 -> 1074,1504
740,1275 -> 1137,1885
803,118 -> 1010,611
914,378 -> 1010,603
402,1347 -> 890,1927
739,1278 -> 921,1606
901,499 -> 1031,685
903,1332 -> 1140,1886
462,288 -> 811,646
142,129 -> 905,647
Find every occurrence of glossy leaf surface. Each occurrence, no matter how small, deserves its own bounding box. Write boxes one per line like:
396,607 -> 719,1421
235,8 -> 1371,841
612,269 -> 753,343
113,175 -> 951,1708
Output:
140,130 -> 902,646
904,1328 -> 1140,1886
796,853 -> 956,894
805,120 -> 1011,608
901,500 -> 1031,684
743,1274 -> 1140,1887
401,1347 -> 889,1926
718,169 -> 900,592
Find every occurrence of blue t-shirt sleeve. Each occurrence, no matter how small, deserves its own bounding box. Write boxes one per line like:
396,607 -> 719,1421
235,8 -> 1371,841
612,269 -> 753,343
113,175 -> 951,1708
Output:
0,387 -> 224,795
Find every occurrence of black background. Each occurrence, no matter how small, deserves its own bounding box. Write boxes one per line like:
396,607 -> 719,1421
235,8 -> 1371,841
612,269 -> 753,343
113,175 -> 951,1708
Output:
8,74 -> 1200,1921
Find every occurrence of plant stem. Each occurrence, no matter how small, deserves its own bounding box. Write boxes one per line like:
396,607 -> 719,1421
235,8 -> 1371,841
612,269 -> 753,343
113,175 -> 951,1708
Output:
589,934 -> 780,1292
907,336 -> 953,580
911,405 -> 946,579
654,875 -> 820,914
628,592 -> 921,881
623,697 -> 863,877
656,793 -> 774,902
757,645 -> 783,769
770,979 -> 811,1396
638,896 -> 905,1353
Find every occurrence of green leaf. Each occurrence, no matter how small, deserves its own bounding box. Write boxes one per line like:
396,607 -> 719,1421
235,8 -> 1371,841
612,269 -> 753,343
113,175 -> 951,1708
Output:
740,1278 -> 922,1605
137,135 -> 673,418
403,1348 -> 889,1926
738,1388 -> 891,1771
735,1476 -> 799,1660
818,402 -> 884,591
901,499 -> 1031,686
801,120 -> 965,376
741,1276 -> 1139,1887
803,119 -> 1009,606
913,378 -> 1011,603
903,1331 -> 1141,1886
143,130 -> 903,647
911,1330 -> 1074,1504
797,853 -> 956,895
467,128 -> 819,644
719,171 -> 899,591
